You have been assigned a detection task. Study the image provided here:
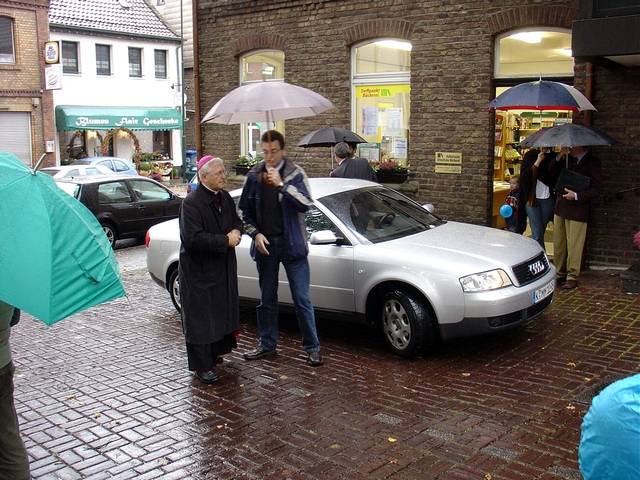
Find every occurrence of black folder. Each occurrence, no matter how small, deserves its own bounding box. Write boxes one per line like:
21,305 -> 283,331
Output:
555,168 -> 591,193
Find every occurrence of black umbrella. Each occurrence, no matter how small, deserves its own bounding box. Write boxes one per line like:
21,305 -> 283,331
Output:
521,123 -> 616,148
297,127 -> 367,148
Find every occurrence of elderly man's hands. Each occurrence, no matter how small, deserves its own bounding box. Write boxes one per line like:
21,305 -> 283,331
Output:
227,229 -> 241,248
254,233 -> 270,255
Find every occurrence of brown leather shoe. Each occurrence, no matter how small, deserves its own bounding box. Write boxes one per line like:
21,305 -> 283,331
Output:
562,279 -> 578,290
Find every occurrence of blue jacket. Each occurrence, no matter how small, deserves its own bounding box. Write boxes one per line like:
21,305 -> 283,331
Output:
238,157 -> 313,260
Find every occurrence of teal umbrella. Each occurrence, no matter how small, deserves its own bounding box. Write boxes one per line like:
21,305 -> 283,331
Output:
0,151 -> 125,325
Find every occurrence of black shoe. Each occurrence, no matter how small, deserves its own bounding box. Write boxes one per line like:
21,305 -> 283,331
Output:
243,346 -> 277,361
556,276 -> 567,286
307,351 -> 323,367
562,279 -> 578,290
196,369 -> 219,384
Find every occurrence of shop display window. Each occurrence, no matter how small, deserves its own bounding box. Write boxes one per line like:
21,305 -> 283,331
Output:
239,50 -> 285,156
351,39 -> 411,166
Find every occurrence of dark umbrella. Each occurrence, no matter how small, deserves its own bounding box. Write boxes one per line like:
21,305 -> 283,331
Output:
519,127 -> 551,148
297,127 -> 367,170
297,127 -> 367,147
521,123 -> 616,148
489,80 -> 596,112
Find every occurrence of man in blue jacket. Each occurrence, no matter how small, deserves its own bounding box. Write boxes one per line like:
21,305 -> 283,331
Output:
239,130 -> 323,366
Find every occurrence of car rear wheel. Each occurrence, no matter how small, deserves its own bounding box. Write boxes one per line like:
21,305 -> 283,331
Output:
101,222 -> 117,248
380,290 -> 434,358
168,267 -> 181,313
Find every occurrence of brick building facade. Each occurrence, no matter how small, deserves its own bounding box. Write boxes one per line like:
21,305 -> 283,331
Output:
195,0 -> 639,267
0,0 -> 54,167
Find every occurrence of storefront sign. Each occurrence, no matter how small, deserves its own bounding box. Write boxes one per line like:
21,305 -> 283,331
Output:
435,164 -> 462,174
44,41 -> 60,64
356,84 -> 411,98
55,106 -> 182,131
435,152 -> 462,164
45,65 -> 63,90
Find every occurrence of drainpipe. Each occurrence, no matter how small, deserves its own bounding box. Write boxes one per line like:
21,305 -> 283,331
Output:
191,0 -> 202,158
583,61 -> 594,126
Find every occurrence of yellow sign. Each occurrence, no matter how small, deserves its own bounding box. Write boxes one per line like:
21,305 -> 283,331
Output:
435,152 -> 462,164
356,84 -> 410,98
435,165 -> 462,174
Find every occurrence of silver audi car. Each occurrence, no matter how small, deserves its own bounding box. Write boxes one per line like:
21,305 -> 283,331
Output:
146,178 -> 555,358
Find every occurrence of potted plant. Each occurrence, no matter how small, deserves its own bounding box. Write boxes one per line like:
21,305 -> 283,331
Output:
375,160 -> 409,183
138,161 -> 152,176
234,153 -> 262,175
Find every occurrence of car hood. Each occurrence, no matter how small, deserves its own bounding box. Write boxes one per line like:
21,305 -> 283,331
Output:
371,221 -> 542,273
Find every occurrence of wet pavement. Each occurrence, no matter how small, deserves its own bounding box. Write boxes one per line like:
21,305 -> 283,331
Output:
10,246 -> 640,480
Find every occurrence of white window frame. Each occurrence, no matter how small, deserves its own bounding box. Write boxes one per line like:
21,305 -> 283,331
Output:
95,43 -> 112,76
239,49 -> 285,156
62,41 -> 80,74
154,49 -> 168,79
128,46 -> 143,78
350,38 -> 411,140
493,27 -> 573,79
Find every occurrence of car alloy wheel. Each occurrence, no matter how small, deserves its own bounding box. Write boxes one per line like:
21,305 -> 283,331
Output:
168,268 -> 181,313
380,289 -> 434,358
101,223 -> 117,248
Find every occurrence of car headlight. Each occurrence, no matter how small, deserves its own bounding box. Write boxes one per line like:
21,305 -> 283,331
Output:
459,269 -> 512,292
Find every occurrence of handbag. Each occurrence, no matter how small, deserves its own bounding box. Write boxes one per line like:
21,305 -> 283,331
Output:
555,168 -> 590,193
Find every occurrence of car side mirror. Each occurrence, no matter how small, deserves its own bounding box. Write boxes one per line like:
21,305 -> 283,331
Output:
309,230 -> 339,245
423,203 -> 435,213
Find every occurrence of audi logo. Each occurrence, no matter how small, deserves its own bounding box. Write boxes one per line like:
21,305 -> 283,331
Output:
528,260 -> 544,276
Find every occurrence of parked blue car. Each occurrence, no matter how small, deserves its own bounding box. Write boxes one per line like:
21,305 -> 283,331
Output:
71,156 -> 138,176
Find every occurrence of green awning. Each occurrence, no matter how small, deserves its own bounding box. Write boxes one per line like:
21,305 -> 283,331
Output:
55,105 -> 182,131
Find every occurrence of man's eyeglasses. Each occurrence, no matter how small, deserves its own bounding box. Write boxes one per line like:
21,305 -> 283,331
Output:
261,148 -> 282,157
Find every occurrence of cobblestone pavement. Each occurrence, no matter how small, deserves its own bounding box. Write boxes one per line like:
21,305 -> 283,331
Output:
10,246 -> 640,480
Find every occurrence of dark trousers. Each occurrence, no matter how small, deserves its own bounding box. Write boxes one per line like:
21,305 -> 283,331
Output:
0,362 -> 30,480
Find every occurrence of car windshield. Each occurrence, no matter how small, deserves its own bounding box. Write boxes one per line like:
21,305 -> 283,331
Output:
318,186 -> 444,243
41,169 -> 59,176
56,181 -> 80,198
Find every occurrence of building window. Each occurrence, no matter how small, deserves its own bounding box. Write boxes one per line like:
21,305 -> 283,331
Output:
129,47 -> 142,77
153,131 -> 171,156
62,41 -> 79,74
96,44 -> 111,75
239,50 -> 285,156
0,17 -> 15,64
154,49 -> 167,79
494,28 -> 573,78
351,39 -> 411,165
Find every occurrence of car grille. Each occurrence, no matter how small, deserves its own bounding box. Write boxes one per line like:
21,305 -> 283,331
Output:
512,252 -> 549,286
487,294 -> 553,328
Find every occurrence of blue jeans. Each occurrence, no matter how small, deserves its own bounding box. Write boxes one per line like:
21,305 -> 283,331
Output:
255,235 -> 320,353
525,197 -> 555,250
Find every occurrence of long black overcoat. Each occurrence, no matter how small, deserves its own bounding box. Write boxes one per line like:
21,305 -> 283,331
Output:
178,186 -> 242,344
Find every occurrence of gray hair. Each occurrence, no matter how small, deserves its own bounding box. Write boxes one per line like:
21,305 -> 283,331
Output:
199,156 -> 224,177
334,142 -> 352,159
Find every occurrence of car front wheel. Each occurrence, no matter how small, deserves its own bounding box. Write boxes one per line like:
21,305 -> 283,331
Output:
101,222 -> 117,248
380,290 -> 434,358
168,267 -> 181,313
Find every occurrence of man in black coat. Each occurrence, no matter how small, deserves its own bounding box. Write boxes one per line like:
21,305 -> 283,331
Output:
330,142 -> 377,181
179,156 -> 243,384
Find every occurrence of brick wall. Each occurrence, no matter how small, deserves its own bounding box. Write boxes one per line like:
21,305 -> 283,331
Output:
0,0 -> 55,166
195,0 -> 639,266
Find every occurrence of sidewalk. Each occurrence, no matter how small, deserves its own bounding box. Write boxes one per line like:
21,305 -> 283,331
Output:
10,266 -> 640,479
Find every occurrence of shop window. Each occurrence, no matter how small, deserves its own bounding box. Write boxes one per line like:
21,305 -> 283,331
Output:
0,17 -> 15,64
153,131 -> 171,156
239,50 -> 285,156
62,41 -> 79,74
96,44 -> 111,76
495,28 -> 573,78
351,39 -> 411,165
128,47 -> 142,77
154,49 -> 167,79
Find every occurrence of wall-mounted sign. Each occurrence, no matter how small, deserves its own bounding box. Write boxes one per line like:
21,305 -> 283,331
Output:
45,65 -> 63,90
435,164 -> 462,174
44,41 -> 60,64
435,152 -> 462,164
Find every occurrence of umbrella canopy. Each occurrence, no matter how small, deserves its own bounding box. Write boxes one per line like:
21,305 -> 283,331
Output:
489,80 -> 596,111
520,123 -> 616,148
0,152 -> 125,325
297,127 -> 367,148
519,127 -> 551,148
201,81 -> 334,125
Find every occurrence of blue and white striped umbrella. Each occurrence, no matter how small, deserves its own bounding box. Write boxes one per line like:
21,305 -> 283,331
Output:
489,80 -> 596,112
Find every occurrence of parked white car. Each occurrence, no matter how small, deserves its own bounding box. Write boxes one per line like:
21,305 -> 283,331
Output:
40,164 -> 113,179
146,178 -> 555,357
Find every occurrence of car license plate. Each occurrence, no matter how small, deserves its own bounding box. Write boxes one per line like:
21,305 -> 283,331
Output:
532,280 -> 554,304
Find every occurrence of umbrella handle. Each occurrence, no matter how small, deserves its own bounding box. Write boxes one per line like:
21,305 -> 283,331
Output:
31,153 -> 47,174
